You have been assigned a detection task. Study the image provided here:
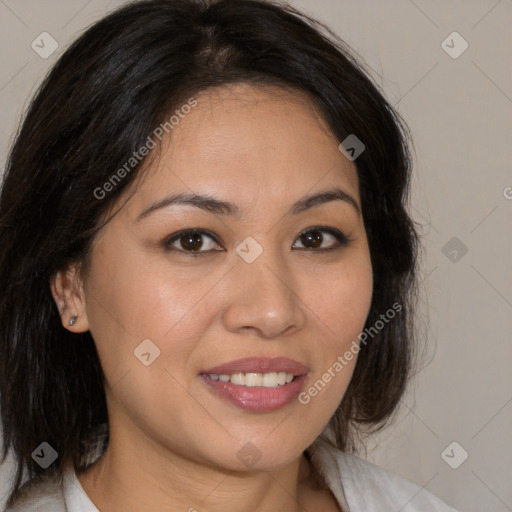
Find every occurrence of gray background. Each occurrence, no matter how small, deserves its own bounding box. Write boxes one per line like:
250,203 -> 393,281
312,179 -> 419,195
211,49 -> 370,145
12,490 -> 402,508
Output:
0,1 -> 511,511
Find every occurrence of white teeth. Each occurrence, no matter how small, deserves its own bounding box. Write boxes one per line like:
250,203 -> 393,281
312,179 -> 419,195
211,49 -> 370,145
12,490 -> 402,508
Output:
262,372 -> 278,387
207,372 -> 296,387
245,373 -> 262,387
230,373 -> 244,385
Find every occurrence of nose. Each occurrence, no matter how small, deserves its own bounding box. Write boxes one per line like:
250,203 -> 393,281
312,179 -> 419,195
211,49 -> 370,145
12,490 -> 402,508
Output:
221,248 -> 306,339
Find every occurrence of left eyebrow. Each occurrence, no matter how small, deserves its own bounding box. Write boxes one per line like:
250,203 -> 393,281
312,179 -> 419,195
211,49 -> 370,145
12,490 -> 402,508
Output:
135,186 -> 360,223
290,187 -> 361,216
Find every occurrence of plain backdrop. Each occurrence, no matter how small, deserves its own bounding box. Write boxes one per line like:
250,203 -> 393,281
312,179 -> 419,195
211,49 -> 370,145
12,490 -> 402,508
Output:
0,1 -> 511,511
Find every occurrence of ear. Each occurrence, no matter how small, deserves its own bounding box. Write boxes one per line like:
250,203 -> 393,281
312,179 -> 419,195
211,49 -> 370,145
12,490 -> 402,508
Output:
49,263 -> 90,333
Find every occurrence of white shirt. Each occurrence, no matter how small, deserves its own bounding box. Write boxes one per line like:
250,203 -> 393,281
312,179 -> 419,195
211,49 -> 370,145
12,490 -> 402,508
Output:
7,436 -> 458,511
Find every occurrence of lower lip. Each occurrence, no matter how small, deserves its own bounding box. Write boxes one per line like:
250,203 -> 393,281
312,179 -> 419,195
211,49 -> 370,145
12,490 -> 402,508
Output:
200,374 -> 308,412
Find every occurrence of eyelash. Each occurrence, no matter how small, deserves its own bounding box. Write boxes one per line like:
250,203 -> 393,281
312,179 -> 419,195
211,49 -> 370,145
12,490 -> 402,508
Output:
163,226 -> 352,257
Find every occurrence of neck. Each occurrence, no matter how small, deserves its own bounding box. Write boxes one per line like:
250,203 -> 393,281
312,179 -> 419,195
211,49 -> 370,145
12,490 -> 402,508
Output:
77,426 -> 319,512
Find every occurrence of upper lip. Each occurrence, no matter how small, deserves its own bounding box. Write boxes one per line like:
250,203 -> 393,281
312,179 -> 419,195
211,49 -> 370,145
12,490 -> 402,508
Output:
201,357 -> 308,376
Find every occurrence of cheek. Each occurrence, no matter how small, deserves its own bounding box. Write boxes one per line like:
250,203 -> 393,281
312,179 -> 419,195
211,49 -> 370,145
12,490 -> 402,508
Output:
83,245 -> 215,443
83,236 -> 228,398
297,252 -> 373,407
305,252 -> 373,342
85,236 -> 209,339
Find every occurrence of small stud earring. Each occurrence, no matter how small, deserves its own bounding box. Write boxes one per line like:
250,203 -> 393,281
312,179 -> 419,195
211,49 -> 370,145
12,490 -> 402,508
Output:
69,314 -> 78,326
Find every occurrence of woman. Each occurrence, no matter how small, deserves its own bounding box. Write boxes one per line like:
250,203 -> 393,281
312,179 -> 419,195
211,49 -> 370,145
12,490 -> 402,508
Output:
0,0 -> 457,510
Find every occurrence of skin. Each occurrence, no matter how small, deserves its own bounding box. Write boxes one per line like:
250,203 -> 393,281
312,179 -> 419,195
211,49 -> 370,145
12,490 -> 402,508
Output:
51,83 -> 373,512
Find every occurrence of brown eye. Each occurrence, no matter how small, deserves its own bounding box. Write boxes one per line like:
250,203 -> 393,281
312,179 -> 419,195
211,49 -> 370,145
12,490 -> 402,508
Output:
292,227 -> 350,251
180,233 -> 204,251
299,230 -> 323,249
166,230 -> 222,254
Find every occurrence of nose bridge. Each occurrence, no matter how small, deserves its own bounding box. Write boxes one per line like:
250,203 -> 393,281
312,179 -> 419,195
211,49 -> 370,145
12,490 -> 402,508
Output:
222,239 -> 305,338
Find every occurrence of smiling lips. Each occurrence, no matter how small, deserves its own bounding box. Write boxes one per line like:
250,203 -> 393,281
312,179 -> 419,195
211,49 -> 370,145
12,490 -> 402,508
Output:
200,357 -> 309,412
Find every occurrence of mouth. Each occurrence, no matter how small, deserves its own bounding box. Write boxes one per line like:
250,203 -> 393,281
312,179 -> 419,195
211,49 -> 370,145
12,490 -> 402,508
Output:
199,357 -> 308,412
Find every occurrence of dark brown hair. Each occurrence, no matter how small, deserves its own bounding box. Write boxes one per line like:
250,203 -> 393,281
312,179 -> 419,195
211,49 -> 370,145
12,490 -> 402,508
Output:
0,0 -> 418,505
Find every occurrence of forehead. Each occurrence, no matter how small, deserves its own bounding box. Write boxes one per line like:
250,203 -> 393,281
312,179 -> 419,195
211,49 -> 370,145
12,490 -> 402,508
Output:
127,83 -> 360,217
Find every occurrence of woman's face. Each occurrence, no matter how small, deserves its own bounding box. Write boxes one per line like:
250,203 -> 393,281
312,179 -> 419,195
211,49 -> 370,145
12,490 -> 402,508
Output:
74,84 -> 372,471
